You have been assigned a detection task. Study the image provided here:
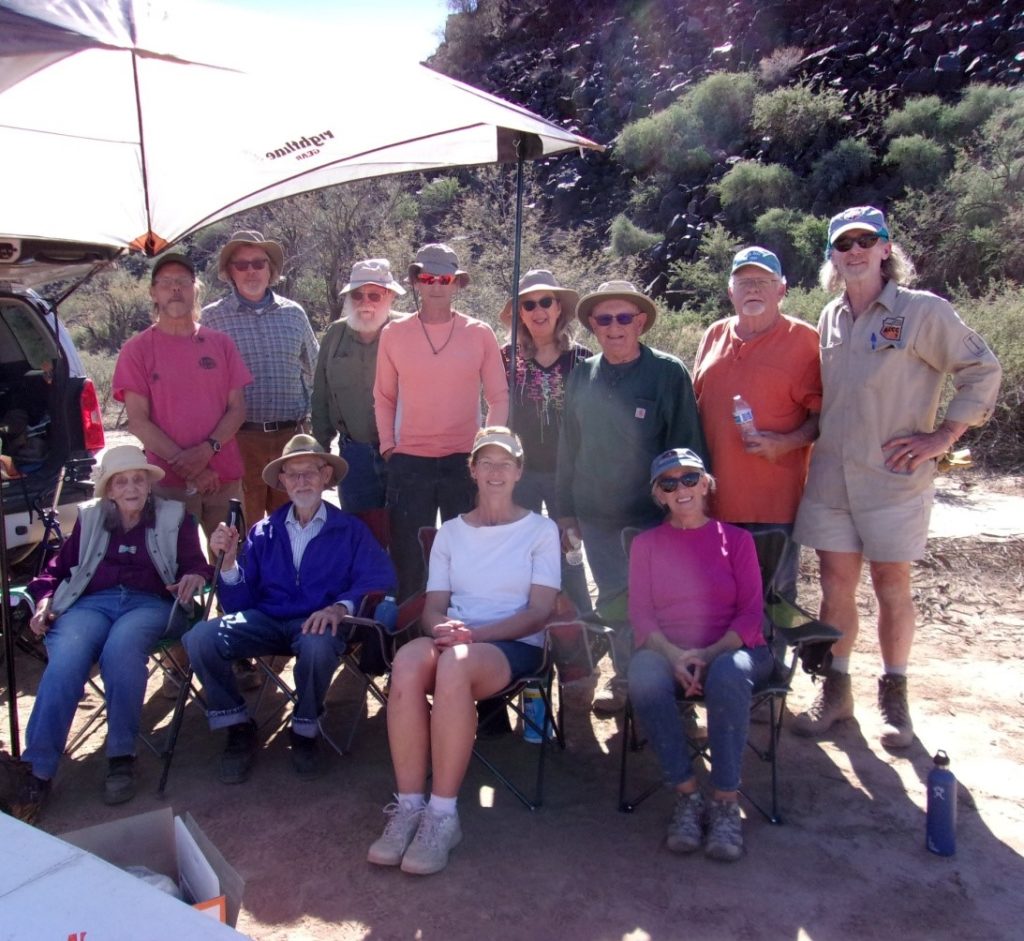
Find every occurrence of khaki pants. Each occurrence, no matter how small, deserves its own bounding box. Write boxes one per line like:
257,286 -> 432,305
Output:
235,428 -> 298,529
154,478 -> 243,546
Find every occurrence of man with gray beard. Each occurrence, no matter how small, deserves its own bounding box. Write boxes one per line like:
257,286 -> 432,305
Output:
312,259 -> 406,511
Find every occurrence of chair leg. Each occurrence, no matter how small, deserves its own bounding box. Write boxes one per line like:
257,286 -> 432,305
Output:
618,699 -> 662,813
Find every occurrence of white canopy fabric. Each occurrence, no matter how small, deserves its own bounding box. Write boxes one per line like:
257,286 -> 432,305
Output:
0,0 -> 600,255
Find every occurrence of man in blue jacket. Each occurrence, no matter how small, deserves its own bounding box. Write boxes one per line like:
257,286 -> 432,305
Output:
184,435 -> 395,782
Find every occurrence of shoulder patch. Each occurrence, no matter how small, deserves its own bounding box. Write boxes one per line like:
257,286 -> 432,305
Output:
963,332 -> 988,357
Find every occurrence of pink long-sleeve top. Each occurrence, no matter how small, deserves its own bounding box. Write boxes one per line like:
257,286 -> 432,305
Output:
628,520 -> 765,650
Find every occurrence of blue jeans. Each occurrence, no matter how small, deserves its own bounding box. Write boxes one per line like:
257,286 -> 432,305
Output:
338,438 -> 388,513
628,645 -> 775,792
386,452 -> 475,602
24,587 -> 179,779
183,608 -> 351,737
514,469 -> 593,616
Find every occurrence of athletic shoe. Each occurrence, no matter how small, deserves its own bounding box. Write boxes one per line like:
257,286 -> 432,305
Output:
705,798 -> 743,862
367,801 -> 423,866
400,808 -> 463,875
665,790 -> 704,854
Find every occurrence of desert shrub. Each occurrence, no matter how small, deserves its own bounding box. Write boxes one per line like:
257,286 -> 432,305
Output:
759,47 -> 804,87
78,350 -> 118,423
665,225 -> 739,323
61,267 -> 153,354
808,139 -> 875,202
643,307 -> 707,368
752,209 -> 828,288
418,177 -> 462,215
778,283 -> 831,326
610,214 -> 661,257
751,83 -> 846,157
716,161 -> 801,231
883,95 -> 947,140
884,86 -> 1017,145
686,72 -> 758,151
884,135 -> 952,191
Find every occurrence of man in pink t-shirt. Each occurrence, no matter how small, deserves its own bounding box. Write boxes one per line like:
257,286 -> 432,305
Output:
374,243 -> 508,600
113,253 -> 252,537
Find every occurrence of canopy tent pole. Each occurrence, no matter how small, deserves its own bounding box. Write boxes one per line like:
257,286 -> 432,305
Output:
1,475 -> 20,757
507,137 -> 527,430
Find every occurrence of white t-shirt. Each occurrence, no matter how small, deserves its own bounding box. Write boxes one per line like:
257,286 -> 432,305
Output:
426,511 -> 561,647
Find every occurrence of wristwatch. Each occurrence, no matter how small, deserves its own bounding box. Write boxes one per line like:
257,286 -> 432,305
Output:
206,437 -> 221,453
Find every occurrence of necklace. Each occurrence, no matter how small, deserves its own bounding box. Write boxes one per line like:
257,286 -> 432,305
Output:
419,314 -> 456,356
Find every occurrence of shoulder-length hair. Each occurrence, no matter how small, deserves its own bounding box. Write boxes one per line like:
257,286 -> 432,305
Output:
818,243 -> 917,294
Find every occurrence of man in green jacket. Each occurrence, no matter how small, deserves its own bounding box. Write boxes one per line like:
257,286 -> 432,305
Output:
556,281 -> 707,714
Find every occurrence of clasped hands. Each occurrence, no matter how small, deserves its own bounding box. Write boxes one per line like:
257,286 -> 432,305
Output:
672,648 -> 708,697
432,619 -> 474,648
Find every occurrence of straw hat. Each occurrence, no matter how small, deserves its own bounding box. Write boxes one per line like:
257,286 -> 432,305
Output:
499,269 -> 579,331
576,280 -> 657,332
94,445 -> 164,498
261,435 -> 349,490
218,230 -> 285,283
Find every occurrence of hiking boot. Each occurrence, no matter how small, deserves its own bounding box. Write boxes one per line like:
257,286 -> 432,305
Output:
219,719 -> 258,784
367,801 -> 423,867
665,790 -> 704,854
878,674 -> 915,748
12,771 -> 50,824
400,808 -> 463,875
705,798 -> 744,862
103,755 -> 137,806
289,728 -> 323,779
791,669 -> 854,737
592,679 -> 627,717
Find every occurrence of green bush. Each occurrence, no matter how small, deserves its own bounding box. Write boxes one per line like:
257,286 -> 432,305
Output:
884,135 -> 952,191
752,209 -> 828,288
716,161 -> 801,231
808,139 -> 875,202
779,284 -> 831,326
643,307 -> 707,368
752,83 -> 846,156
665,225 -> 739,323
883,95 -> 947,139
686,72 -> 758,151
884,86 -> 1017,145
78,350 -> 118,424
609,214 -> 661,257
418,177 -> 462,215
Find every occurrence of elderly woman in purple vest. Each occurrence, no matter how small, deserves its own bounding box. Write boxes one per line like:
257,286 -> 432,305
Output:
13,446 -> 211,822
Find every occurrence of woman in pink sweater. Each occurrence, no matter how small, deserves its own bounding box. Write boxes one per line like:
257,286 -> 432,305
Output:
628,448 -> 772,862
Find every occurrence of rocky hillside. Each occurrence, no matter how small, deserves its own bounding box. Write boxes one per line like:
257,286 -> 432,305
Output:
428,0 -> 1024,291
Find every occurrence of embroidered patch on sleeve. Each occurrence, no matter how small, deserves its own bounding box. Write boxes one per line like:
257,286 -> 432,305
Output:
963,332 -> 988,357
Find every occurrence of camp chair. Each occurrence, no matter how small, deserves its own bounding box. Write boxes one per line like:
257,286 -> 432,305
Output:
617,529 -> 841,824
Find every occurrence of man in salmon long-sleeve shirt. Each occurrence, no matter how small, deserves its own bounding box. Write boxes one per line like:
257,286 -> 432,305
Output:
374,243 -> 508,600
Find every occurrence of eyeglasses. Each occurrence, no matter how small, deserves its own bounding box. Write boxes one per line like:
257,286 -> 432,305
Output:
656,471 -> 702,492
350,290 -> 384,303
475,458 -> 518,473
416,273 -> 456,285
591,312 -> 640,327
832,233 -> 881,253
733,278 -> 777,292
153,276 -> 194,289
230,258 -> 269,271
521,296 -> 556,311
280,466 -> 327,484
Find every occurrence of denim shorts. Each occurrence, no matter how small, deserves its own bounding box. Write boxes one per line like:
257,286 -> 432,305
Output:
489,640 -> 544,681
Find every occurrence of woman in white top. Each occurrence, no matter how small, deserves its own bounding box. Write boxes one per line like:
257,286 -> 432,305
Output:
368,426 -> 560,876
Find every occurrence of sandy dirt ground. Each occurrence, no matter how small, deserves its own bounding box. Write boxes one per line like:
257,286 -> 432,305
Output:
3,469 -> 1023,941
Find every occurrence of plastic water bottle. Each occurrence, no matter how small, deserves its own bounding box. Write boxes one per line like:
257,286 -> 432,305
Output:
373,595 -> 399,633
565,529 -> 584,567
521,684 -> 548,744
926,750 -> 957,856
732,395 -> 757,439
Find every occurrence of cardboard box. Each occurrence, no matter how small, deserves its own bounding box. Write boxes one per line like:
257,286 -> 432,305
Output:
0,809 -> 247,939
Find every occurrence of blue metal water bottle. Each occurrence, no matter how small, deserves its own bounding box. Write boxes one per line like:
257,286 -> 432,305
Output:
926,750 -> 957,856
373,595 -> 399,633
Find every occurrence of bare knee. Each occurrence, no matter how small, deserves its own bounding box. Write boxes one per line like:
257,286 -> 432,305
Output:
390,637 -> 438,696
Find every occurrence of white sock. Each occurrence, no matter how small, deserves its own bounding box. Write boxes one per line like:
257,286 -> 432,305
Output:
397,793 -> 425,811
831,656 -> 850,675
882,664 -> 907,677
428,794 -> 457,817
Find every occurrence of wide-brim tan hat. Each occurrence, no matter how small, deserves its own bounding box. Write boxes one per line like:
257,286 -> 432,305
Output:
95,445 -> 164,498
218,230 -> 285,284
408,243 -> 470,288
339,258 -> 406,296
261,434 -> 349,491
577,280 -> 657,333
499,269 -> 579,331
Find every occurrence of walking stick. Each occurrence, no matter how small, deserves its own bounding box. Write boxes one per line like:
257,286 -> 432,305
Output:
158,498 -> 242,796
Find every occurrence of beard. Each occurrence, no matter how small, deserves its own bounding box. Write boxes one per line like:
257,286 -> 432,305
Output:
344,296 -> 390,333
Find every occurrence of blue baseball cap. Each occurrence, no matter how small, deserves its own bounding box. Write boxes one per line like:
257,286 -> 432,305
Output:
731,246 -> 783,278
826,206 -> 890,257
650,448 -> 706,484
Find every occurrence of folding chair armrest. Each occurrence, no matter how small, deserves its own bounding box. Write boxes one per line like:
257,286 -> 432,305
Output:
774,620 -> 843,649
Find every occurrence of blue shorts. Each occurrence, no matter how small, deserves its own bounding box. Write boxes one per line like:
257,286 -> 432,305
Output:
488,640 -> 544,681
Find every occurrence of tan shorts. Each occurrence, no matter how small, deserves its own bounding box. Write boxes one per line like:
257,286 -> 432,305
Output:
793,490 -> 932,562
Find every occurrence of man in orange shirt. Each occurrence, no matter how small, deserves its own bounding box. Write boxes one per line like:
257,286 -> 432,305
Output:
374,244 -> 508,601
693,248 -> 821,600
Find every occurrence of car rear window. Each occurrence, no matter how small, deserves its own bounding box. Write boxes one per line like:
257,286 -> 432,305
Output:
0,299 -> 59,369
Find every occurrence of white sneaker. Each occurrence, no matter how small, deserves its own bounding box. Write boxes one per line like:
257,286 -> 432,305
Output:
367,801 -> 423,867
400,808 -> 463,875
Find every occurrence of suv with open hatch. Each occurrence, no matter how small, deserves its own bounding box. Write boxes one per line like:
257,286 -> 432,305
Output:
0,235 -> 116,570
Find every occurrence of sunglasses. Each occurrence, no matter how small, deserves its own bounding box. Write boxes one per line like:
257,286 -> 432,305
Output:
416,273 -> 456,285
591,312 -> 640,327
350,290 -> 384,303
832,233 -> 881,253
656,471 -> 702,492
153,276 -> 194,290
231,258 -> 269,271
521,296 -> 556,311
